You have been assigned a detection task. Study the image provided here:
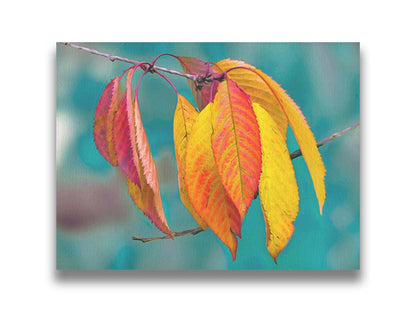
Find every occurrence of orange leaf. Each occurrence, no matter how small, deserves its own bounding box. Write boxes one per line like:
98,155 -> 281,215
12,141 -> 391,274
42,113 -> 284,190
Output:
185,103 -> 239,259
253,103 -> 299,262
211,78 -> 262,220
93,76 -> 123,166
173,94 -> 207,229
113,69 -> 172,236
214,59 -> 288,137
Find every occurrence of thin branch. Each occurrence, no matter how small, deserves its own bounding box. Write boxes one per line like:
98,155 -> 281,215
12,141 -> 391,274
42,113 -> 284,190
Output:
289,121 -> 360,160
61,42 -> 198,81
132,122 -> 360,243
132,227 -> 204,243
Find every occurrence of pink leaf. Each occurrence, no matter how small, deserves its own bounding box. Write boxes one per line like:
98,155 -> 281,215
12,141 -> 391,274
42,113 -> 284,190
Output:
93,76 -> 123,166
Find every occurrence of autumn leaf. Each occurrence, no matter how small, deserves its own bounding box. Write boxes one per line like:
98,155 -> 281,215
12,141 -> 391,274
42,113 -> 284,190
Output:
185,103 -> 239,258
178,56 -> 221,111
112,68 -> 172,236
173,94 -> 207,229
211,78 -> 262,220
112,93 -> 142,187
253,103 -> 299,262
93,76 -> 123,166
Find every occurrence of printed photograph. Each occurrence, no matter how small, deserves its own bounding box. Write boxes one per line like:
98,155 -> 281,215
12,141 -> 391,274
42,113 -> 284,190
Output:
56,42 -> 360,270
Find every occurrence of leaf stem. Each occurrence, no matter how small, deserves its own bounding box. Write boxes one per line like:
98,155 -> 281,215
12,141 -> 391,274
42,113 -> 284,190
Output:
150,53 -> 194,77
132,121 -> 360,243
154,70 -> 179,95
135,67 -> 150,104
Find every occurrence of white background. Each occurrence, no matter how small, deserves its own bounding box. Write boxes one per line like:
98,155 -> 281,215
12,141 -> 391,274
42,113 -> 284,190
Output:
1,0 -> 415,311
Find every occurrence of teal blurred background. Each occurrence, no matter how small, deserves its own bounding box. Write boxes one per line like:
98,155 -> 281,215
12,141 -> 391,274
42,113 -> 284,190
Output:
56,42 -> 359,270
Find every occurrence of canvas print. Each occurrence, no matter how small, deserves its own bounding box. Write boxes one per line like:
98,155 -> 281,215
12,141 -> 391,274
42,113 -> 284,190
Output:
56,42 -> 360,270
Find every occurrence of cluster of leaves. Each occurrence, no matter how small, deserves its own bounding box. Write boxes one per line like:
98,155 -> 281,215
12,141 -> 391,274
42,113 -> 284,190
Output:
93,55 -> 326,262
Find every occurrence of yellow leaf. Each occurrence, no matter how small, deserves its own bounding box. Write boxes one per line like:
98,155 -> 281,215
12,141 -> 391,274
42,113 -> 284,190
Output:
216,59 -> 326,213
258,73 -> 326,213
253,103 -> 300,262
214,59 -> 288,137
173,94 -> 207,229
185,103 -> 239,259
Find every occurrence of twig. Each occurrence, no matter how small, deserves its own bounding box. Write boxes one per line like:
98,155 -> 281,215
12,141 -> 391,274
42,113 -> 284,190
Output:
61,42 -> 198,81
132,122 -> 360,243
290,121 -> 360,160
132,227 -> 204,243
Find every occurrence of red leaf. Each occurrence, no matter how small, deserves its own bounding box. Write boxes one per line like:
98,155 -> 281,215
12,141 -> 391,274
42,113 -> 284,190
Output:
113,93 -> 142,187
112,68 -> 172,236
93,76 -> 123,166
178,56 -> 221,111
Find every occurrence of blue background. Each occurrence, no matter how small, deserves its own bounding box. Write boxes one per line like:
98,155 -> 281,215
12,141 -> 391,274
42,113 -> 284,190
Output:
56,42 -> 360,270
